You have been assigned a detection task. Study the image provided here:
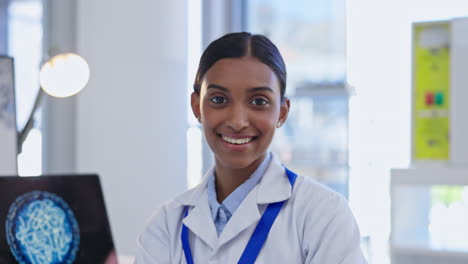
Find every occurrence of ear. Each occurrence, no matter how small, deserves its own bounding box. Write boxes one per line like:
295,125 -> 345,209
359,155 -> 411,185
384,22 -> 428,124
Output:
278,97 -> 290,126
191,92 -> 201,120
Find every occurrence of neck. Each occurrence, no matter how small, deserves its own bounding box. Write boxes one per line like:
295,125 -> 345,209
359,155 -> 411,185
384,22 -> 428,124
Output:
214,154 -> 267,203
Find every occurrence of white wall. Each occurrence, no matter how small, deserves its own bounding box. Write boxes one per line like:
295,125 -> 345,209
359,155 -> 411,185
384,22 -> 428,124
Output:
75,0 -> 188,255
347,1 -> 468,263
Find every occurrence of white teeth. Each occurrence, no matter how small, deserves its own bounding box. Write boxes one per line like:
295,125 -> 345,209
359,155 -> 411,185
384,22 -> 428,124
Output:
222,136 -> 253,145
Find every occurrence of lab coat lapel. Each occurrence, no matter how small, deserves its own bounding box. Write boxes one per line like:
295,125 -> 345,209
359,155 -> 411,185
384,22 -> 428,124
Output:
216,153 -> 292,248
216,185 -> 261,248
176,169 -> 218,250
182,192 -> 218,250
256,153 -> 292,204
176,154 -> 293,251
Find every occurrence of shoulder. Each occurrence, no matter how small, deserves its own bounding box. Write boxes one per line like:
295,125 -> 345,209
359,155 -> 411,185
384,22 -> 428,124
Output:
292,174 -> 346,208
140,199 -> 183,241
143,178 -> 208,229
137,189 -> 193,257
290,175 -> 366,263
136,187 -> 200,263
150,198 -> 184,220
290,174 -> 355,230
145,184 -> 200,228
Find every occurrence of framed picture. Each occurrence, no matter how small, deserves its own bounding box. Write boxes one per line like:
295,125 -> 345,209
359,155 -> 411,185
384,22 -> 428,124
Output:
0,56 -> 17,175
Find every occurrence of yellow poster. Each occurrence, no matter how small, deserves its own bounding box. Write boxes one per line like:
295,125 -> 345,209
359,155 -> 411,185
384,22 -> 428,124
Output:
413,23 -> 450,160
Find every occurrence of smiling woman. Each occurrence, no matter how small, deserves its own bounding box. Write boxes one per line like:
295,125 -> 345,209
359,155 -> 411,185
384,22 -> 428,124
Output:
135,32 -> 367,264
193,56 -> 288,197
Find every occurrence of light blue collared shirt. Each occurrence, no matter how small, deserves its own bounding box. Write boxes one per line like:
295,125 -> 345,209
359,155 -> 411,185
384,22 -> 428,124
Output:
207,152 -> 272,236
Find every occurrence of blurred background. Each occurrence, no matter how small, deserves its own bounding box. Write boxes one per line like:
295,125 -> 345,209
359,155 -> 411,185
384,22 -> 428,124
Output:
2,0 -> 468,263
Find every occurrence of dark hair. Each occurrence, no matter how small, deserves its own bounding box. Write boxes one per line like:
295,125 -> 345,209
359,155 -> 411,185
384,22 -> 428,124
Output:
193,32 -> 287,99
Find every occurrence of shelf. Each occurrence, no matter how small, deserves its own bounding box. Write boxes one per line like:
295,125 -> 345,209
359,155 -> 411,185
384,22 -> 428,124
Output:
392,245 -> 468,259
391,167 -> 468,185
390,167 -> 468,263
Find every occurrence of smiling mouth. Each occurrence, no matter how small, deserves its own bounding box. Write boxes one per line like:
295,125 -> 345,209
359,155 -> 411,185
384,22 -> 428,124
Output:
218,134 -> 257,145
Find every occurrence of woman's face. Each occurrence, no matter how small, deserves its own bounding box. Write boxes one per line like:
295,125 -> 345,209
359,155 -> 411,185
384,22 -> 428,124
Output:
192,56 -> 289,170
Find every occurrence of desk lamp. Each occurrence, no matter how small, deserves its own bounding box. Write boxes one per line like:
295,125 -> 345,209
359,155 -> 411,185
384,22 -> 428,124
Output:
18,53 -> 89,153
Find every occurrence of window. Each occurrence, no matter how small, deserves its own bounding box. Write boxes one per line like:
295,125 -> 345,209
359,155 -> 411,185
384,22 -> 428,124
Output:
7,0 -> 43,176
246,0 -> 349,197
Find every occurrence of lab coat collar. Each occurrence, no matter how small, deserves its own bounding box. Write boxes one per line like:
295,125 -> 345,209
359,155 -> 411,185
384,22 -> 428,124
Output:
175,168 -> 218,249
175,153 -> 292,206
174,153 -> 293,250
256,152 -> 292,204
216,153 -> 293,249
215,181 -> 261,249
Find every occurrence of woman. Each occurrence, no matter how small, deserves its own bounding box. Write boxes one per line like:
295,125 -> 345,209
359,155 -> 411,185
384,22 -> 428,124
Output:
135,32 -> 367,264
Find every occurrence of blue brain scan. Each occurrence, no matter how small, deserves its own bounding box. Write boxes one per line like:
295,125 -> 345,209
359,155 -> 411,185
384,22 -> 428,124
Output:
5,191 -> 80,264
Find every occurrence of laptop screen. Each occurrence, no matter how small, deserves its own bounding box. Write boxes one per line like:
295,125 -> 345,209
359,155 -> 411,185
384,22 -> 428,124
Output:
0,175 -> 116,264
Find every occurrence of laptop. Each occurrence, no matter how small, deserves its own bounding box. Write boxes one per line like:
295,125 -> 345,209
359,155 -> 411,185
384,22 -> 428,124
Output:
0,174 -> 117,264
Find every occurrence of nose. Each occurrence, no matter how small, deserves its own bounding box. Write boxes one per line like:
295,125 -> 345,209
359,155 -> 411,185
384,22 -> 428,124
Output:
226,104 -> 249,131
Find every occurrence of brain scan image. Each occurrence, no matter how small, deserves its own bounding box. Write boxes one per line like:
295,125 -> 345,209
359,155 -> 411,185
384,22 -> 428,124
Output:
5,191 -> 80,264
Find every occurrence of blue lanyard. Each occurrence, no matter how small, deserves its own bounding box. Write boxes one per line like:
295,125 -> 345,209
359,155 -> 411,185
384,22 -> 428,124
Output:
181,167 -> 297,264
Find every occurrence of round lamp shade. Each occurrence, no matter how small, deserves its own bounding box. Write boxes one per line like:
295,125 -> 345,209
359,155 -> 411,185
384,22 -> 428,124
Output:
39,53 -> 90,97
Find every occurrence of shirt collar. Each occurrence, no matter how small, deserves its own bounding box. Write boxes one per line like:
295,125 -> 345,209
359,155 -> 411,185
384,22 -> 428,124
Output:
207,152 -> 272,219
174,152 -> 293,206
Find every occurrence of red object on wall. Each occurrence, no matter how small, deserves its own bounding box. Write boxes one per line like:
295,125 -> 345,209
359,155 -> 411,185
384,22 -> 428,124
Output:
425,92 -> 435,106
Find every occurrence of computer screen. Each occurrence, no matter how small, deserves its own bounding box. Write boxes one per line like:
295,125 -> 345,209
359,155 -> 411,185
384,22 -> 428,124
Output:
0,175 -> 116,264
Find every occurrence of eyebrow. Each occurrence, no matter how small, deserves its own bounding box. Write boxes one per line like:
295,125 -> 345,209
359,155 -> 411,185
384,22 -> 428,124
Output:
207,84 -> 229,92
247,86 -> 274,93
207,84 -> 274,93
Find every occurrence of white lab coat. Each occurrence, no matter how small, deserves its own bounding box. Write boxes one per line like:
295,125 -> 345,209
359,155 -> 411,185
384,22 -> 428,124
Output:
135,153 -> 367,263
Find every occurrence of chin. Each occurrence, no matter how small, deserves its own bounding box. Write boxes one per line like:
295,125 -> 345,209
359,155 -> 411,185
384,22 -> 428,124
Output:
215,153 -> 264,170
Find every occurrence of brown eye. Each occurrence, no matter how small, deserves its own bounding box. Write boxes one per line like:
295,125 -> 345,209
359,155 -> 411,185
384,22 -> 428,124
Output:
251,98 -> 269,106
210,96 -> 227,104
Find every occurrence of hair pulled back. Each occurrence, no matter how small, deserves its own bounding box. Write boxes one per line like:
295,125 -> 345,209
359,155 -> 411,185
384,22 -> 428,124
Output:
193,32 -> 287,99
